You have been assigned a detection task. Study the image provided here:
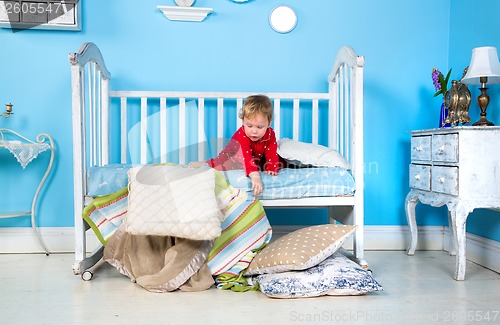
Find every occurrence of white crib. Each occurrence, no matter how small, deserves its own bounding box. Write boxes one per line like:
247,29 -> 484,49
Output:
69,42 -> 365,276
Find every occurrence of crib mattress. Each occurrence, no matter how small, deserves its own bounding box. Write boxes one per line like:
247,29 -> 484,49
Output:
87,164 -> 355,199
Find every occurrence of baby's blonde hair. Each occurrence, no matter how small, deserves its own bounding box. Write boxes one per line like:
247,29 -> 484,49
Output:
238,95 -> 273,123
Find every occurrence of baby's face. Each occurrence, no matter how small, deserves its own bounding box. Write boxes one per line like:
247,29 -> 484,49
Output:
242,113 -> 270,142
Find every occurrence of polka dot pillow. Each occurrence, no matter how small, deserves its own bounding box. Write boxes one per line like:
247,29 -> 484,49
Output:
244,224 -> 357,275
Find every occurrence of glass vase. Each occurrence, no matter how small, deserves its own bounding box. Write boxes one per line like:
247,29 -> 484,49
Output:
439,102 -> 450,128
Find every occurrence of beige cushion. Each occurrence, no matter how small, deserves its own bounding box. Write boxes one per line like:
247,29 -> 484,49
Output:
125,164 -> 223,240
244,224 -> 356,275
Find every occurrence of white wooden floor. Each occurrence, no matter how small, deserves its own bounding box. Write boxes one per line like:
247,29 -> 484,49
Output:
1,250 -> 499,325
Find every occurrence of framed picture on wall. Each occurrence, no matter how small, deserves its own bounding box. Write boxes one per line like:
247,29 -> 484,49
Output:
0,0 -> 81,31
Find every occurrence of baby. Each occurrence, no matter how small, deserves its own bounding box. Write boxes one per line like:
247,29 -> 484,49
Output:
206,95 -> 282,196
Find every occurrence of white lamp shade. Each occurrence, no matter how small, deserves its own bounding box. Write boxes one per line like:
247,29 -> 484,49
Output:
462,46 -> 500,85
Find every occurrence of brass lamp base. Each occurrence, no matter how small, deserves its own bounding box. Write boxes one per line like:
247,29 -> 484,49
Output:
472,117 -> 494,126
472,82 -> 495,126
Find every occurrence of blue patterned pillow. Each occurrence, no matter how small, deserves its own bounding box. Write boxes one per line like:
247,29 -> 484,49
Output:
254,251 -> 383,298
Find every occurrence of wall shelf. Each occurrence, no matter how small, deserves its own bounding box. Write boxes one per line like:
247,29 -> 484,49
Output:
157,6 -> 213,22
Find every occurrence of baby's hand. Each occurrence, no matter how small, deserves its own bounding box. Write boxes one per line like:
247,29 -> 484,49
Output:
249,172 -> 263,196
264,170 -> 278,176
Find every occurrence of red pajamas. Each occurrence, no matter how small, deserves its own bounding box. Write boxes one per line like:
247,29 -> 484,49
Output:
206,126 -> 281,175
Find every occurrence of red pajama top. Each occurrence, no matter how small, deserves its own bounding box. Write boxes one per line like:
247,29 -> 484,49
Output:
206,126 -> 281,175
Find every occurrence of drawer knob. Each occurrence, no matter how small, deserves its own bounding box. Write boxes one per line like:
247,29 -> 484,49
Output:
415,146 -> 422,152
439,177 -> 445,184
438,145 -> 445,153
414,174 -> 421,180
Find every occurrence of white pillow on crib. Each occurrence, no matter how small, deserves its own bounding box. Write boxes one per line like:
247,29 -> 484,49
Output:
125,164 -> 224,240
277,138 -> 350,169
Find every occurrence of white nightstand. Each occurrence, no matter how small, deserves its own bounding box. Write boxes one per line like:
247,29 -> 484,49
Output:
405,126 -> 500,280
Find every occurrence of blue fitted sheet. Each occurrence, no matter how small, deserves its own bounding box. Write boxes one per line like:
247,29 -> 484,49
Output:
87,164 -> 355,199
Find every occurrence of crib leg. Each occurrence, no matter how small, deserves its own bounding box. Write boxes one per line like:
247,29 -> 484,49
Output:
339,248 -> 368,269
328,207 -> 367,268
81,256 -> 106,281
73,245 -> 105,276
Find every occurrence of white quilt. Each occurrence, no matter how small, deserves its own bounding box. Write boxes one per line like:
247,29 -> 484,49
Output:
125,164 -> 224,240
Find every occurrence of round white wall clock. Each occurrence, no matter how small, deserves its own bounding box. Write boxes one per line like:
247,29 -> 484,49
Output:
269,5 -> 297,33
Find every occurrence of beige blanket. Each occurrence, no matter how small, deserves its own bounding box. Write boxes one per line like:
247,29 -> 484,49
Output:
104,225 -> 215,292
101,169 -> 272,292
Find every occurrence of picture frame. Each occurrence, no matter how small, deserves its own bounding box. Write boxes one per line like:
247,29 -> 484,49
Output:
0,0 -> 81,31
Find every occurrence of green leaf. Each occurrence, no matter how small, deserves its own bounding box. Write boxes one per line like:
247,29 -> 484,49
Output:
444,68 -> 452,83
438,68 -> 452,94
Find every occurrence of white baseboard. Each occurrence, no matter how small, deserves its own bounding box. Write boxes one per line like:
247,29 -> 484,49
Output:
443,226 -> 500,274
272,225 -> 445,251
1,225 -> 498,273
0,227 -> 99,254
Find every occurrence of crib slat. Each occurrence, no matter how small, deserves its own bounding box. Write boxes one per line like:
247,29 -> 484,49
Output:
328,76 -> 338,151
344,67 -> 352,160
293,99 -> 299,141
97,70 -> 103,166
160,97 -> 167,164
101,74 -> 109,165
140,97 -> 148,164
217,98 -> 224,154
236,98 -> 243,129
93,64 -> 99,165
179,98 -> 186,165
87,64 -> 95,166
273,99 -> 280,139
120,97 -> 127,164
89,64 -> 94,166
312,99 -> 319,145
339,66 -> 346,156
343,64 -> 350,158
198,98 -> 205,161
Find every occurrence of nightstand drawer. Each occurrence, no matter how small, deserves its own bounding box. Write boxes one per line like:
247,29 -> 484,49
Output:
432,133 -> 458,163
411,136 -> 431,161
431,166 -> 458,195
409,164 -> 431,191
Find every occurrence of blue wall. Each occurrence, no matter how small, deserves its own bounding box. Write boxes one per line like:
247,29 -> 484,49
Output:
0,0 -> 498,242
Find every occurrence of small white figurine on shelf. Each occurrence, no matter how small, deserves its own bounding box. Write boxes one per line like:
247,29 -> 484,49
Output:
174,0 -> 195,6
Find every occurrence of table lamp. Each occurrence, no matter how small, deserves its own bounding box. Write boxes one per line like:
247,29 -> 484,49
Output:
461,46 -> 500,126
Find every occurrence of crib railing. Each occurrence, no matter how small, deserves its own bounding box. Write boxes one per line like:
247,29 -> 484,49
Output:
70,42 -> 365,263
107,91 -> 331,166
70,43 -> 363,173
